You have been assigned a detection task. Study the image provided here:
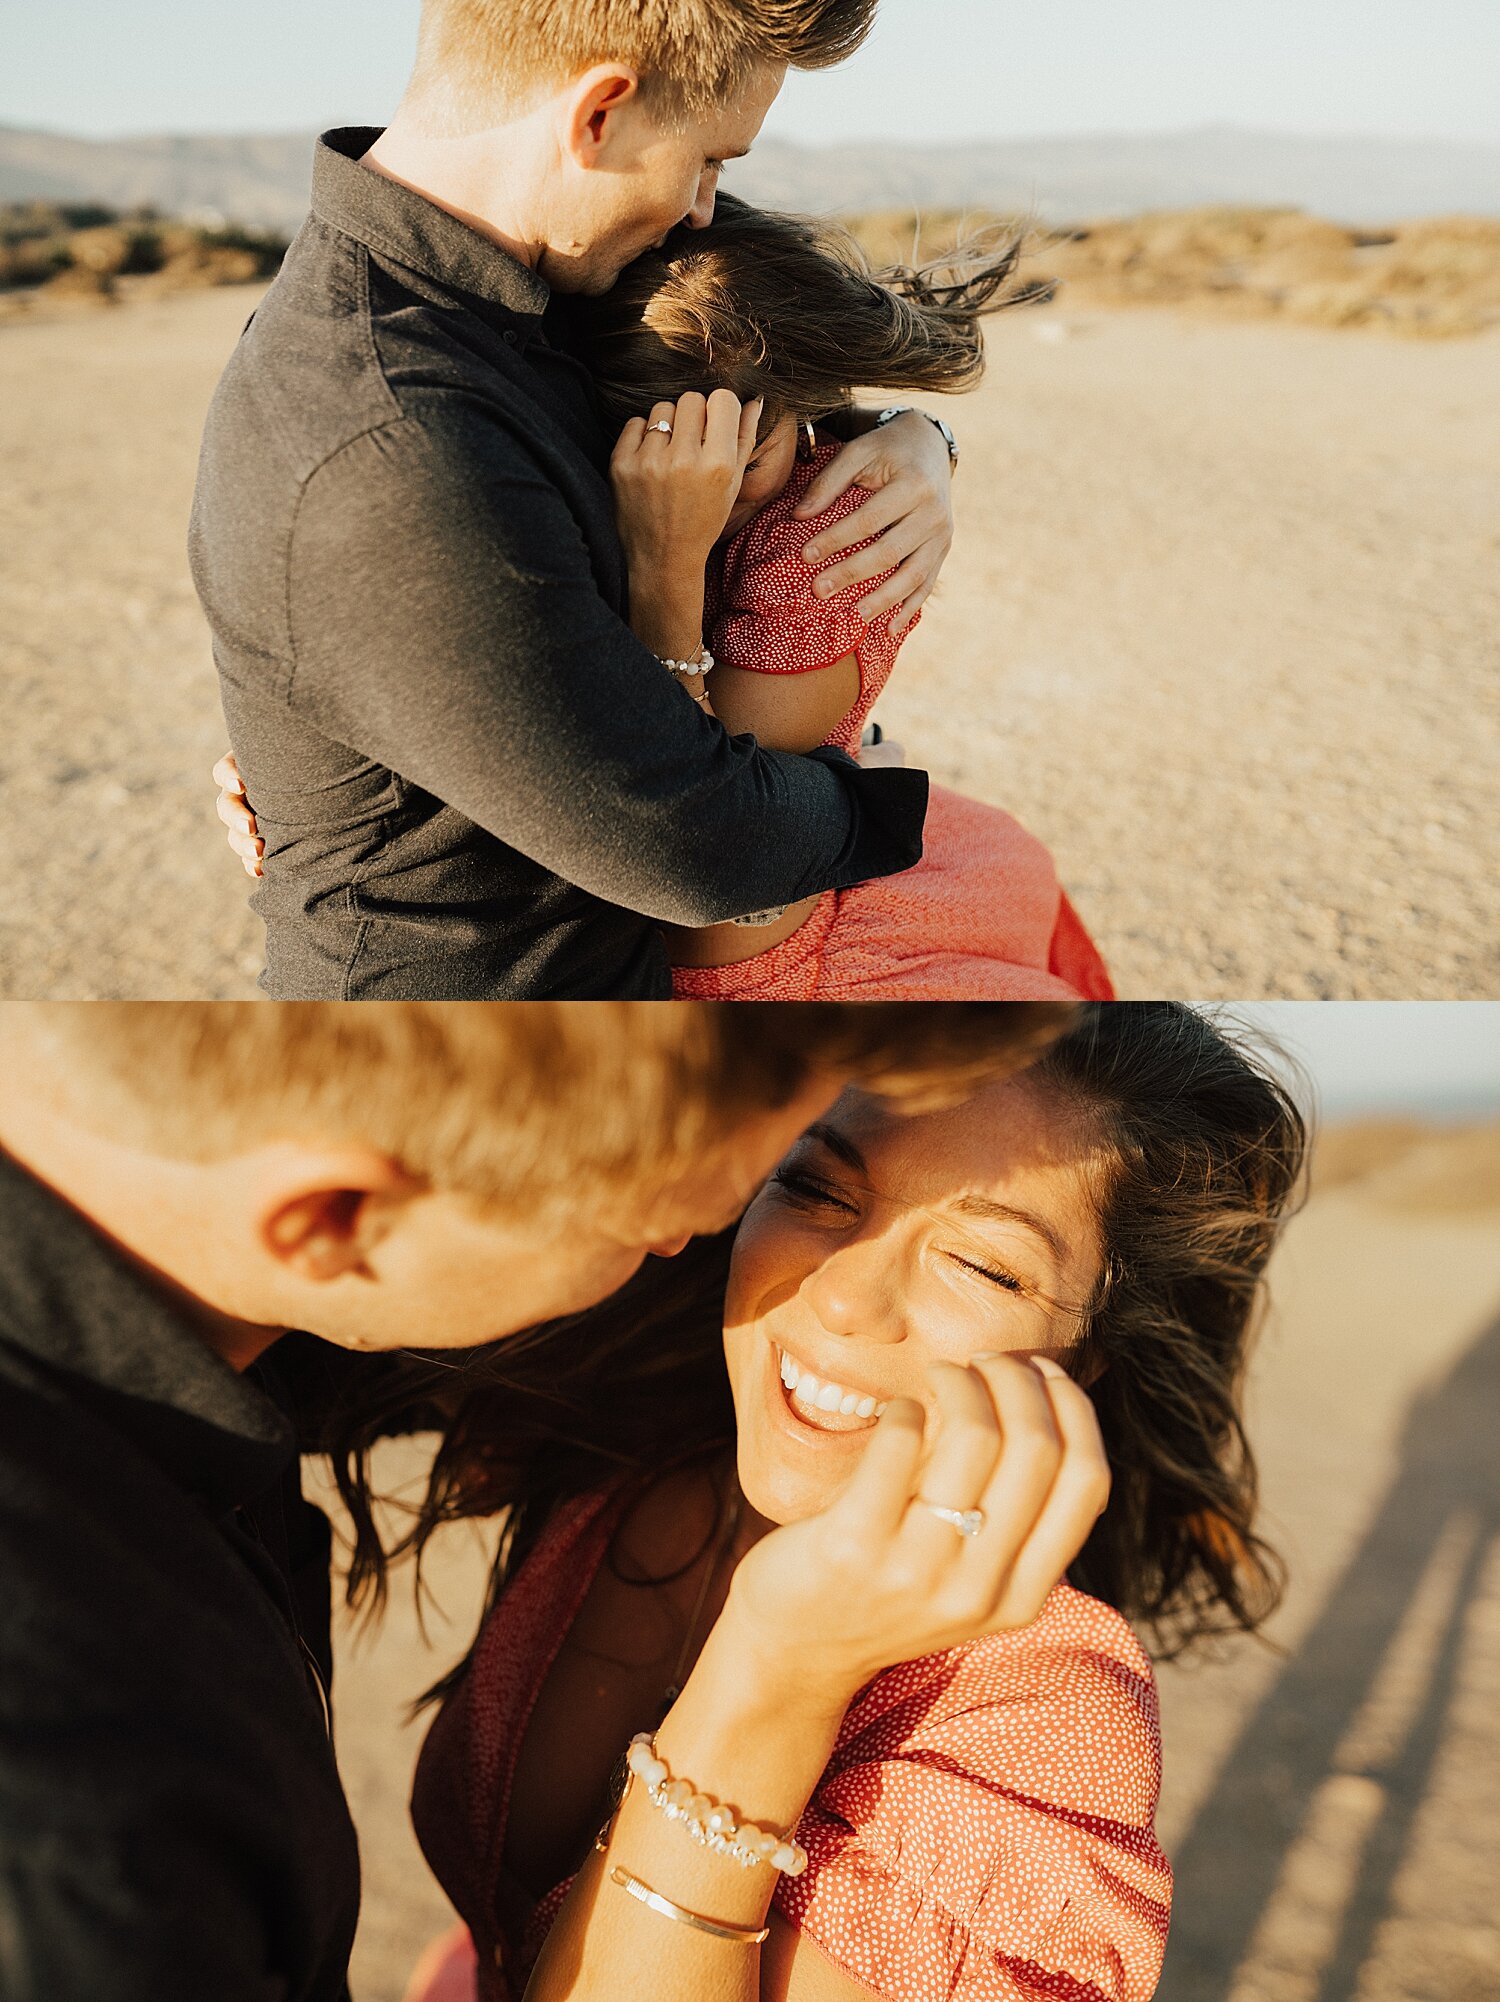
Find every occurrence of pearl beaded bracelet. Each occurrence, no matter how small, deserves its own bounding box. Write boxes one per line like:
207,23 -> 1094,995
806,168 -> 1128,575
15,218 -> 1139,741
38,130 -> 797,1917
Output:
658,644 -> 715,682
625,1732 -> 808,1877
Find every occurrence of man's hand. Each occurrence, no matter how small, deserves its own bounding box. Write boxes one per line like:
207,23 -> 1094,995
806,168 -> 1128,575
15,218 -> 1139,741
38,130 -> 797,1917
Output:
213,753 -> 263,877
793,410 -> 955,636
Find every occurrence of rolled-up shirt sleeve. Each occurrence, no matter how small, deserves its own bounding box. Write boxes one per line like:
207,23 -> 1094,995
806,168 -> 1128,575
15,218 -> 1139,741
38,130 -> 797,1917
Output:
282,407 -> 927,927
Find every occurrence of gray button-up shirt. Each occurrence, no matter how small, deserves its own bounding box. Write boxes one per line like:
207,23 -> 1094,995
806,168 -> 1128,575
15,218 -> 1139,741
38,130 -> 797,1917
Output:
0,1148 -> 361,1998
189,129 -> 927,998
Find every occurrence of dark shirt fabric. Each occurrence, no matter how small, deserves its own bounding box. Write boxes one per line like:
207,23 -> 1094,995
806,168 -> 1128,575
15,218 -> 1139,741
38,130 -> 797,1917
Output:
189,128 -> 928,998
0,1151 -> 362,2001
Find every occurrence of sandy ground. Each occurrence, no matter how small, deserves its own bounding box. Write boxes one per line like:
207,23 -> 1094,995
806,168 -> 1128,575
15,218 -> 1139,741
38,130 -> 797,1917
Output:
0,285 -> 1496,998
314,1124 -> 1500,2002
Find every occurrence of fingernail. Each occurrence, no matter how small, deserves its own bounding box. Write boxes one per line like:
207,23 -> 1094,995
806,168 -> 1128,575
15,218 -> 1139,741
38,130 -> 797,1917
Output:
1030,1355 -> 1067,1378
804,544 -> 822,563
970,1351 -> 1001,1364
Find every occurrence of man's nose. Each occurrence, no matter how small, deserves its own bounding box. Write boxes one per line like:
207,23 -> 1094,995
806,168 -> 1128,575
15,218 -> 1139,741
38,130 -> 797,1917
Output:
685,170 -> 719,230
646,1231 -> 694,1258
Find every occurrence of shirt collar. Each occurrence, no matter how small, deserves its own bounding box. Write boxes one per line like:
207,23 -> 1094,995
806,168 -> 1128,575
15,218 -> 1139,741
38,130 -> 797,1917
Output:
312,126 -> 551,325
0,1149 -> 294,1514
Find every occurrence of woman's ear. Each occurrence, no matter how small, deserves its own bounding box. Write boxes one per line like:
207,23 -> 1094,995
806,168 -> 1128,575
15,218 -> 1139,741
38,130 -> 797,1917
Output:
258,1153 -> 426,1285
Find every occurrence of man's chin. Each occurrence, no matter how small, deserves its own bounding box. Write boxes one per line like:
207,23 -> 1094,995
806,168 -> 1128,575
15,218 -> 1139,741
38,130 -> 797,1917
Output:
538,253 -> 627,298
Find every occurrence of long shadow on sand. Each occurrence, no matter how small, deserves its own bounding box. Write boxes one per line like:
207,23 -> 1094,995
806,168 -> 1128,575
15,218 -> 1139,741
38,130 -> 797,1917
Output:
1158,1303 -> 1500,2002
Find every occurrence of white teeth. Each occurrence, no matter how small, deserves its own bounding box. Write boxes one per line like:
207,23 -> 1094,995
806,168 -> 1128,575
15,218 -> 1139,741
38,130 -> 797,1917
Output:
777,1350 -> 882,1426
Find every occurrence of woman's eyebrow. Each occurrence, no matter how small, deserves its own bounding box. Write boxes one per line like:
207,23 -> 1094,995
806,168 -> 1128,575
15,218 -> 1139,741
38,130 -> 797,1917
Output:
948,1194 -> 1065,1265
803,1123 -> 868,1174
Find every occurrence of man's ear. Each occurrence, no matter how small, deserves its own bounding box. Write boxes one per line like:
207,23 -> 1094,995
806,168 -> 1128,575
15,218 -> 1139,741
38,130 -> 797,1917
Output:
257,1152 -> 426,1285
561,63 -> 643,168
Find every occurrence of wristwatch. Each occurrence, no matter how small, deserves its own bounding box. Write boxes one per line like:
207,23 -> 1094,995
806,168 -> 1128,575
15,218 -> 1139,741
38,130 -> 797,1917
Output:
875,404 -> 959,471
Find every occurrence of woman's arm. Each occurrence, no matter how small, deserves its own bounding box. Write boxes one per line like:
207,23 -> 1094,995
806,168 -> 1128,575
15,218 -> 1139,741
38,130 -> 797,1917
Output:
611,391 -> 762,710
707,654 -> 862,754
523,1355 -> 1110,2002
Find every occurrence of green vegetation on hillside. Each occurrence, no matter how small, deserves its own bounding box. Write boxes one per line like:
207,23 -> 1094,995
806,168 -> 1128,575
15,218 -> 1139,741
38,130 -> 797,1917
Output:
0,200 -> 287,302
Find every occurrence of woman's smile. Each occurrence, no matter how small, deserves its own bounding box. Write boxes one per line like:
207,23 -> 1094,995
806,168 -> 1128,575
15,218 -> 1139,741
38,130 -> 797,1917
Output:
777,1347 -> 888,1427
723,1078 -> 1108,1524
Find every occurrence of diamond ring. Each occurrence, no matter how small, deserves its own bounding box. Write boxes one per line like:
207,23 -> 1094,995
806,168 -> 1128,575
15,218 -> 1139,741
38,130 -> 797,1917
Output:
648,420 -> 673,436
920,1501 -> 986,1538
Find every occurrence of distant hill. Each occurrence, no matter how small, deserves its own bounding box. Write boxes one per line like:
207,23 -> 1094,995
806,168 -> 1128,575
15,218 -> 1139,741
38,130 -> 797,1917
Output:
2,123 -> 1498,234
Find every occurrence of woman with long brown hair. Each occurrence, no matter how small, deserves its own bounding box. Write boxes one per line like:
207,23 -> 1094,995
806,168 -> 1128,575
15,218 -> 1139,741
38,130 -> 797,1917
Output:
568,194 -> 1111,1000
338,1004 -> 1305,2002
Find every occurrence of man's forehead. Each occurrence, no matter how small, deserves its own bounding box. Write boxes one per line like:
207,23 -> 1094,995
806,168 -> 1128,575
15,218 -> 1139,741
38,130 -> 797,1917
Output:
696,60 -> 784,146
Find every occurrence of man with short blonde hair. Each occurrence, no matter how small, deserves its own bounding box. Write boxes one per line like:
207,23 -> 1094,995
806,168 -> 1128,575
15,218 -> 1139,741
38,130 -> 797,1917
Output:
408,0 -> 877,130
0,1000 -> 1072,1997
193,0 -> 963,999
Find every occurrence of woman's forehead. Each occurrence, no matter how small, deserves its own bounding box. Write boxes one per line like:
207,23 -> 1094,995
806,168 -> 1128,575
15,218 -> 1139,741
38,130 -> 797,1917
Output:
823,1077 -> 1084,1181
807,1080 -> 1105,1291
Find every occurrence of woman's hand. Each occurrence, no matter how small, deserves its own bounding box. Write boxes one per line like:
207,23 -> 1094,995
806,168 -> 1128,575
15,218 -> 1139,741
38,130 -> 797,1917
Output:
611,390 -> 762,574
793,410 -> 955,636
724,1354 -> 1108,1702
213,753 -> 263,877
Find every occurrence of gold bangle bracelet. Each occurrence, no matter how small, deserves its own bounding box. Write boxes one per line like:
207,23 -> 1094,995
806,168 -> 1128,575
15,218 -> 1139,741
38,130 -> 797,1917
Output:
608,1865 -> 770,1944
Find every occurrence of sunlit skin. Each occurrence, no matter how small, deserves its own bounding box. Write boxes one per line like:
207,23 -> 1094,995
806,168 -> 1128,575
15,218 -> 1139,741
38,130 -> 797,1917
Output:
367,61 -> 786,298
0,1058 -> 845,1370
723,1078 -> 1109,1525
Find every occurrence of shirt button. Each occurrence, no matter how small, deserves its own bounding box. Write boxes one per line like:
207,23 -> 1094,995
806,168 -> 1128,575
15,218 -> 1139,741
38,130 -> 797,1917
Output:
501,329 -> 518,346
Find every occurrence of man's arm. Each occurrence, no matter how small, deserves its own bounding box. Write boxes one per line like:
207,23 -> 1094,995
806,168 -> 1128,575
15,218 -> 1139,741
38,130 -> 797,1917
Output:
283,411 -> 926,929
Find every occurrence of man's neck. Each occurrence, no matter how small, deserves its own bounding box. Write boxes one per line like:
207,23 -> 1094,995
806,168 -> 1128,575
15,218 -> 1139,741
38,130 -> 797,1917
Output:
0,1092 -> 287,1374
363,111 -> 546,271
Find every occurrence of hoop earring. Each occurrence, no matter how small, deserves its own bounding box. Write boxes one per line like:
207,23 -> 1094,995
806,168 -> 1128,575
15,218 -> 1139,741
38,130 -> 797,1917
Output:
797,419 -> 817,462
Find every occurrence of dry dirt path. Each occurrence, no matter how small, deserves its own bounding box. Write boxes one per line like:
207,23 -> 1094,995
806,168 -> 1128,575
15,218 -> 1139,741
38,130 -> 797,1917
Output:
1,287 -> 1496,996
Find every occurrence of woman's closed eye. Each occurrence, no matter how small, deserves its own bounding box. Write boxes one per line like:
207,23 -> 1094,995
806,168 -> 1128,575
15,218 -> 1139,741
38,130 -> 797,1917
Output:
769,1165 -> 859,1217
947,1251 -> 1026,1295
773,1169 -> 1029,1292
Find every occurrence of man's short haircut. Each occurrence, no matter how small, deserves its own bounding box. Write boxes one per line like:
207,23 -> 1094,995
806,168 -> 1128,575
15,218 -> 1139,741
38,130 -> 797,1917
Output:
21,1002 -> 1075,1222
409,0 -> 879,130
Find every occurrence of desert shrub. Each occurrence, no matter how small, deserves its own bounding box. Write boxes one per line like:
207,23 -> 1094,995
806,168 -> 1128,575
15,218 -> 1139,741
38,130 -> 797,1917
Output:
840,204 -> 1500,339
0,200 -> 287,295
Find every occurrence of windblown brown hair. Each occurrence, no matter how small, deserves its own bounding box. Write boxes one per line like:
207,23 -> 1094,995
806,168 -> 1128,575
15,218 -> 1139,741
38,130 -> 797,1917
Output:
324,1005 -> 1305,1671
1031,1004 -> 1307,1655
559,193 -> 1048,436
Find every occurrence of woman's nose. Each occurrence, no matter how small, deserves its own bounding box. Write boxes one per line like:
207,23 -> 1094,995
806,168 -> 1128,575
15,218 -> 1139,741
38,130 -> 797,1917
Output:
800,1235 -> 905,1345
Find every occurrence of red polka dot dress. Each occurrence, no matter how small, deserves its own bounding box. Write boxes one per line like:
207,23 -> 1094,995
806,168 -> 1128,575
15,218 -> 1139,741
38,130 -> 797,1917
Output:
409,1483 -> 1171,2002
669,443 -> 1115,1002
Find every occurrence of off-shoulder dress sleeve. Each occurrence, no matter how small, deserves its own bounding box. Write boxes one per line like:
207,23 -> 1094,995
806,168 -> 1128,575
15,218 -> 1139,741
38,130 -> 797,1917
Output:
771,1587 -> 1172,2002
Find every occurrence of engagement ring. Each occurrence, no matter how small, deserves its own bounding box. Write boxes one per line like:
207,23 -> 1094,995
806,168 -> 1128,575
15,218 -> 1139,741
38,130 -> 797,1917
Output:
920,1502 -> 986,1538
648,420 -> 673,436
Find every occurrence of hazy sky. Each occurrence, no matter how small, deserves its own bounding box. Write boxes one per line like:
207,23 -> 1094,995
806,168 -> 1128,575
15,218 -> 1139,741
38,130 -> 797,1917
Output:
1230,1005 -> 1500,1119
6,0 -> 1499,145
